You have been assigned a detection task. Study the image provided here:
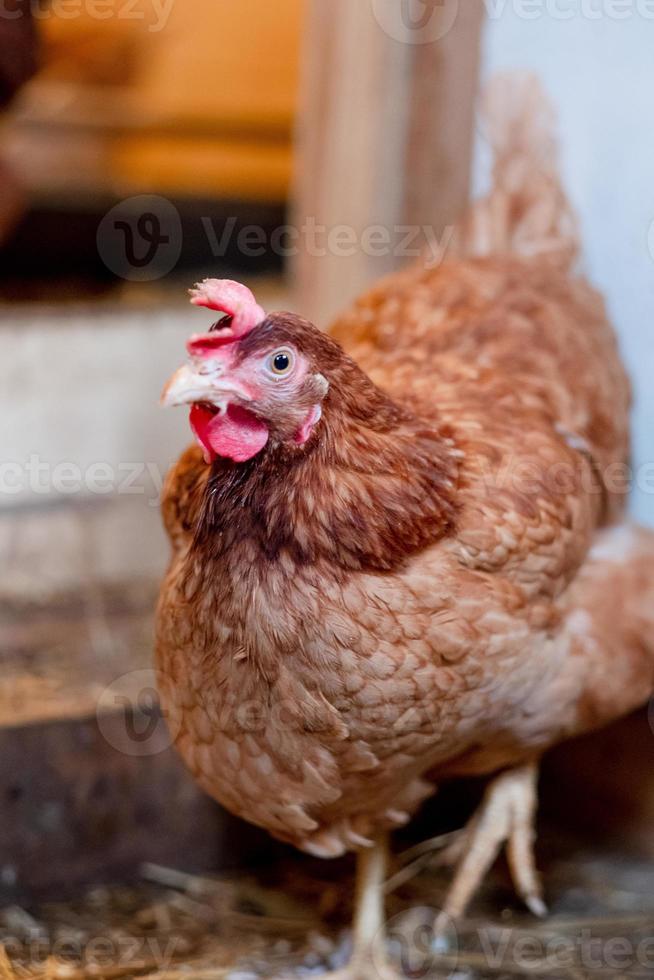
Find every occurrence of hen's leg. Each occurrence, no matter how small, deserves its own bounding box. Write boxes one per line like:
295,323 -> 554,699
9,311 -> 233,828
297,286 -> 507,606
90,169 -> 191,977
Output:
435,762 -> 546,932
290,834 -> 397,980
347,834 -> 393,978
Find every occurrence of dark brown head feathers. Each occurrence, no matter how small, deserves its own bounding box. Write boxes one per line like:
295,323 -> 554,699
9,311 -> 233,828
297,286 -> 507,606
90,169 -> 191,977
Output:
193,313 -> 459,573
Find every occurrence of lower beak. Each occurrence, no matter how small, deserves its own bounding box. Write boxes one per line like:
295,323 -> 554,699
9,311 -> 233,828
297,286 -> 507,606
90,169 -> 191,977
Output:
160,364 -> 248,409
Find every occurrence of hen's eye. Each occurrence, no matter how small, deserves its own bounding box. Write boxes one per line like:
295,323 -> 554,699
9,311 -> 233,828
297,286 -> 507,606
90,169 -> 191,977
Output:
268,349 -> 294,375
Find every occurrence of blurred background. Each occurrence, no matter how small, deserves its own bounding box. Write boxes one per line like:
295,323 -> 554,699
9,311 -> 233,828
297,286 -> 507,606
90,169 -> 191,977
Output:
1,0 -> 654,927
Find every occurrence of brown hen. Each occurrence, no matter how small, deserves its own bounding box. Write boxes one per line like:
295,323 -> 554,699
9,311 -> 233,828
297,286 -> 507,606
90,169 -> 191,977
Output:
156,77 -> 654,976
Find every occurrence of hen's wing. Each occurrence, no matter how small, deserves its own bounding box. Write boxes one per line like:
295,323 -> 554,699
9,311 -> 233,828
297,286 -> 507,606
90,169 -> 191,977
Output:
330,77 -> 630,603
331,254 -> 630,601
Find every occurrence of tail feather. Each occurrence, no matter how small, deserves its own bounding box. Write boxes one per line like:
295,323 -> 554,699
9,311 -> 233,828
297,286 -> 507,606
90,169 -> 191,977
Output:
454,73 -> 579,269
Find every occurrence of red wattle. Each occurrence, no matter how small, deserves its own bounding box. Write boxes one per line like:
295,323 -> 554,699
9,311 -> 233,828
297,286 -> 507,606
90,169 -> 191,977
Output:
190,404 -> 269,463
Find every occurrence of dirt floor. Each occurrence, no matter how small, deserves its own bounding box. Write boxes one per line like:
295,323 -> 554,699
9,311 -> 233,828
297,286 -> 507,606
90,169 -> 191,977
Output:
1,837 -> 654,980
1,585 -> 654,979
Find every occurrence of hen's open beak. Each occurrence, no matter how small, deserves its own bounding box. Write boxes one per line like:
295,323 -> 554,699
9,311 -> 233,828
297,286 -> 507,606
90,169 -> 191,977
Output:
160,364 -> 250,409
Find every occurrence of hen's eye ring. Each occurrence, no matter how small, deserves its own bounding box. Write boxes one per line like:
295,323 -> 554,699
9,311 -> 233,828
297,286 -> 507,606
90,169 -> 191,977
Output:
268,349 -> 294,376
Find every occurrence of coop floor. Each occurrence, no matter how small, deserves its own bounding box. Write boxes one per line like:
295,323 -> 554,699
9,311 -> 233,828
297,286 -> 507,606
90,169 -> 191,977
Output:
1,840 -> 654,980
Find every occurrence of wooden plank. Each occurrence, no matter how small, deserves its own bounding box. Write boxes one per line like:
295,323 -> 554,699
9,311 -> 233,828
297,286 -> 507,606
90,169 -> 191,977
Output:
291,0 -> 484,326
0,710 -> 233,901
403,3 -> 485,234
0,577 -> 267,899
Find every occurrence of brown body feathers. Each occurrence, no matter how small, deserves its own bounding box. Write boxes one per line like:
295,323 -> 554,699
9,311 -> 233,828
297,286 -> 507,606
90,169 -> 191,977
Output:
156,77 -> 654,856
157,254 -> 654,856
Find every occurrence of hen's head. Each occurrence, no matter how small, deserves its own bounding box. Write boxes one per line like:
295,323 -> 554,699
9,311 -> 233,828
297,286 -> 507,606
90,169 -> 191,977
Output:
161,279 -> 338,464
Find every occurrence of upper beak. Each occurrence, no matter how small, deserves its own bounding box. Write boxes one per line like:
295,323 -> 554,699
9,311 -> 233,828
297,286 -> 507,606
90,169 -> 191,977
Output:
161,365 -> 217,407
160,364 -> 250,409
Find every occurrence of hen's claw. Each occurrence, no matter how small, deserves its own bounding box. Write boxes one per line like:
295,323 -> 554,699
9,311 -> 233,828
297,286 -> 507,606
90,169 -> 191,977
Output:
298,957 -> 402,980
435,761 -> 545,932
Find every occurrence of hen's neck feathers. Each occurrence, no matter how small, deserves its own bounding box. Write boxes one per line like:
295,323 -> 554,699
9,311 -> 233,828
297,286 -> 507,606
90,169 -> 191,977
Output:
193,346 -> 459,573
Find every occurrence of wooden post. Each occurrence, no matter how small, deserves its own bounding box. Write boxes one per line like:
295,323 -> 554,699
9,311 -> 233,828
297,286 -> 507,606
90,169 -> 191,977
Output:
291,0 -> 484,327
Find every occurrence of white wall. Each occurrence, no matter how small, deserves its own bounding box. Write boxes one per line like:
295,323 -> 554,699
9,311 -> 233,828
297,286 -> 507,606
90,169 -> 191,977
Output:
478,5 -> 654,525
0,280 -> 288,594
0,305 -> 192,593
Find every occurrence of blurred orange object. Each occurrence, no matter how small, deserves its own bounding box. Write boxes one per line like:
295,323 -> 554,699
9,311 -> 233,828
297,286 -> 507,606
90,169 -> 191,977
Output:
111,0 -> 303,199
3,0 -> 303,202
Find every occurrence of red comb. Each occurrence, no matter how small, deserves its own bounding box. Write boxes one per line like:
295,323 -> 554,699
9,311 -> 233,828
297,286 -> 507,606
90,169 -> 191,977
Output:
187,279 -> 265,356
